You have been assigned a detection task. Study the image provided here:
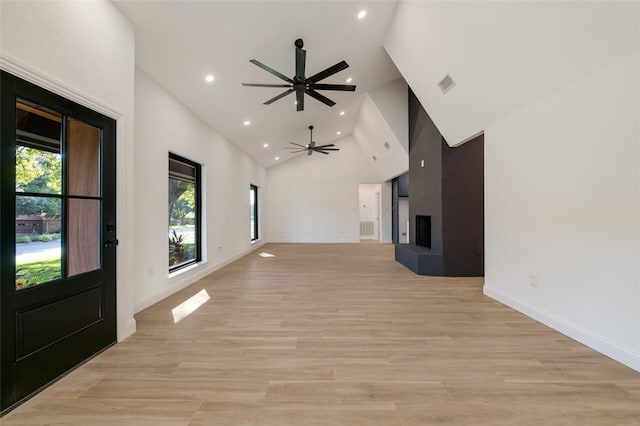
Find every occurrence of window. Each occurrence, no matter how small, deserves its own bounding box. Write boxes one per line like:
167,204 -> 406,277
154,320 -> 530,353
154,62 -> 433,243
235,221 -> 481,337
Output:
250,184 -> 258,241
169,153 -> 201,272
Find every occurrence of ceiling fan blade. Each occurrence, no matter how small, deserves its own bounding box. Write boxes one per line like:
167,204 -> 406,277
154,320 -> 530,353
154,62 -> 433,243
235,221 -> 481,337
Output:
242,83 -> 292,88
289,142 -> 307,148
250,59 -> 294,84
308,83 -> 356,92
295,48 -> 306,81
306,89 -> 336,107
307,60 -> 349,83
314,150 -> 330,155
315,144 -> 335,148
317,148 -> 339,151
263,89 -> 294,105
296,90 -> 304,111
289,149 -> 307,153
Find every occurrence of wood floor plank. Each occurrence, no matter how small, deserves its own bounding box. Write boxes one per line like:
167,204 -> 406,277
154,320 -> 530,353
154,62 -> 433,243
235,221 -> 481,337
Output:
3,243 -> 640,424
79,378 -> 268,402
189,401 -> 401,426
265,380 -> 450,403
1,398 -> 201,425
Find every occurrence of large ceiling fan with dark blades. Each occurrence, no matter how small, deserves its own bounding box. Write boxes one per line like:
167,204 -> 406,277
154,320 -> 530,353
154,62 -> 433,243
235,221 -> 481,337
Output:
242,38 -> 356,112
284,125 -> 340,156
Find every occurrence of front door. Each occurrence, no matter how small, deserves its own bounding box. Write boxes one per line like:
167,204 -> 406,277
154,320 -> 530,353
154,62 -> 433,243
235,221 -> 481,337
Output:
0,71 -> 117,413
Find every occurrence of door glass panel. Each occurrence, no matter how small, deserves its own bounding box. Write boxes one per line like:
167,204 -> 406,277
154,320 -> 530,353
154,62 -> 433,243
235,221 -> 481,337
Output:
67,199 -> 101,276
15,100 -> 63,290
67,118 -> 100,197
16,100 -> 62,194
16,196 -> 62,289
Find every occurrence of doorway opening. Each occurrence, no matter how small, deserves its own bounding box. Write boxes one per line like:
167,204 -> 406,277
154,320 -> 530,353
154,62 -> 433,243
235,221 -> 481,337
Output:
358,183 -> 382,242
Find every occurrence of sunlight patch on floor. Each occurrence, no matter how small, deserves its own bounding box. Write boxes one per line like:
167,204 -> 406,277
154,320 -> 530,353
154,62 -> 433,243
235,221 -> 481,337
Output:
172,289 -> 210,323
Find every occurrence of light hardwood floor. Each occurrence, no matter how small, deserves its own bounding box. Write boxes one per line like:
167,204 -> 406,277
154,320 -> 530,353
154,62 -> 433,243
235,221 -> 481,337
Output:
4,243 -> 640,425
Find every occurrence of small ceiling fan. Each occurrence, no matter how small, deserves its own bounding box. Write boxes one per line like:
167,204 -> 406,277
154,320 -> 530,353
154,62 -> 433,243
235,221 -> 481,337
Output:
242,38 -> 356,112
284,126 -> 339,156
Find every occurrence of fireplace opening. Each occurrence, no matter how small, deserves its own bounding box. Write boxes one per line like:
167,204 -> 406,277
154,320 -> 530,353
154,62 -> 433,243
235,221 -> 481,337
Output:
416,215 -> 431,248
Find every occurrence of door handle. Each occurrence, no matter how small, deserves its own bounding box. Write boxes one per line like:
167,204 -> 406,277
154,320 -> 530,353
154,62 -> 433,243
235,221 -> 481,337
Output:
104,223 -> 117,247
104,239 -> 119,248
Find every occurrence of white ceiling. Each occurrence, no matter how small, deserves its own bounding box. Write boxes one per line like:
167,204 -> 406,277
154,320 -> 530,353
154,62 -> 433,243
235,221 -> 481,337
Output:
113,0 -> 401,168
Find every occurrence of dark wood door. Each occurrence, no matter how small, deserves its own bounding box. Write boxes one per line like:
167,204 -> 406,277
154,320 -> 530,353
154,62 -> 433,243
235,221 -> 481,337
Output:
0,71 -> 117,413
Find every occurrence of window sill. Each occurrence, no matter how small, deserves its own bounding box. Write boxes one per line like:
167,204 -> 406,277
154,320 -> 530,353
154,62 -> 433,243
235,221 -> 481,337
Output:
168,261 -> 206,279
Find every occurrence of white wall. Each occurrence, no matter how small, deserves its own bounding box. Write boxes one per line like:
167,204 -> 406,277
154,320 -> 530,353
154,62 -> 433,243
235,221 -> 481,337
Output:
267,136 -> 378,243
398,198 -> 409,244
0,0 -> 137,340
385,1 -> 639,146
485,51 -> 640,371
353,87 -> 409,182
367,77 -> 409,153
380,180 -> 392,244
386,1 -> 640,370
133,69 -> 267,312
350,78 -> 407,243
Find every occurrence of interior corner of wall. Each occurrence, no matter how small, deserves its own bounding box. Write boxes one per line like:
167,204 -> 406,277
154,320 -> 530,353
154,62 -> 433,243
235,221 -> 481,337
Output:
118,317 -> 137,342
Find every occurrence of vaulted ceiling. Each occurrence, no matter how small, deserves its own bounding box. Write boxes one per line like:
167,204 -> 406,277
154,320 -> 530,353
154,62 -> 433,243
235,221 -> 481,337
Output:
114,0 -> 402,168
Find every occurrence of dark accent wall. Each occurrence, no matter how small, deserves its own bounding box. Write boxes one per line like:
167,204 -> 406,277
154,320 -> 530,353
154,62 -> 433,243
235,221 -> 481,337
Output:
397,172 -> 409,197
392,172 -> 409,244
408,91 -> 443,252
395,88 -> 484,277
391,177 -> 399,244
442,135 -> 484,276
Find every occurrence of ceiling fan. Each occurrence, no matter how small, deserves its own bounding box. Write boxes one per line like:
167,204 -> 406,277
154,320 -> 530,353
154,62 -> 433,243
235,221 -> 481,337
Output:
285,126 -> 339,156
242,38 -> 356,112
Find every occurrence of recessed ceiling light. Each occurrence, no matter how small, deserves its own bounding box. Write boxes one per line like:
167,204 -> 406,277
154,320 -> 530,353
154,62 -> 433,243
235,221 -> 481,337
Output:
263,143 -> 269,148
346,77 -> 353,83
243,120 -> 251,126
357,10 -> 367,20
275,156 -> 280,161
336,131 -> 342,135
339,111 -> 345,116
205,74 -> 214,83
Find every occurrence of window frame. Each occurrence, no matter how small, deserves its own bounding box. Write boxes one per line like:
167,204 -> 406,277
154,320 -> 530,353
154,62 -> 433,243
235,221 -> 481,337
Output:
250,184 -> 259,242
168,152 -> 202,273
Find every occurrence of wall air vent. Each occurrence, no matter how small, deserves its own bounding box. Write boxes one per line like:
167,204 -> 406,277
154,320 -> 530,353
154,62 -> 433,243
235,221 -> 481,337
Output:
438,74 -> 455,94
384,142 -> 390,150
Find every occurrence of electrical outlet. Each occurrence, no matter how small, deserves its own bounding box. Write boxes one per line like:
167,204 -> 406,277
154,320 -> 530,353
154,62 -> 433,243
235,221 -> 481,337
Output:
530,275 -> 538,288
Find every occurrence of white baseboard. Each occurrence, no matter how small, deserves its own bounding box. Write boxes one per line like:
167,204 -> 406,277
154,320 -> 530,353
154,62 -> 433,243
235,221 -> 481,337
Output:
484,285 -> 640,373
117,317 -> 137,342
134,241 -> 266,313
